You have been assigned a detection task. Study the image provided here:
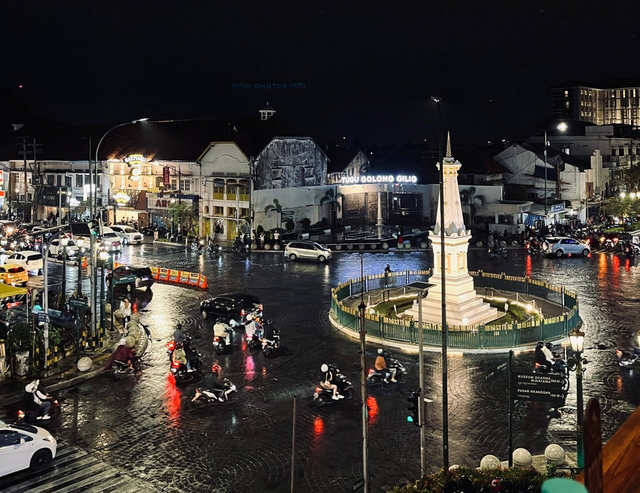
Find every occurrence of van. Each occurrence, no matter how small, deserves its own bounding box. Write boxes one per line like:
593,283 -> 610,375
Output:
284,241 -> 332,263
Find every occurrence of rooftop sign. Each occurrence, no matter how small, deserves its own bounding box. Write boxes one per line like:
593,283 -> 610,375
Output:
123,154 -> 147,166
341,174 -> 418,185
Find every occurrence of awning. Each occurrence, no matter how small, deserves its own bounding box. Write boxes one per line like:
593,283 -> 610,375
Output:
525,214 -> 544,226
0,283 -> 28,299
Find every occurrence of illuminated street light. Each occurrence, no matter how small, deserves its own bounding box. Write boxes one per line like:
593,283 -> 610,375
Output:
569,327 -> 586,468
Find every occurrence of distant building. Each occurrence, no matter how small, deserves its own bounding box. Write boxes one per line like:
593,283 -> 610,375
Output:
552,79 -> 640,126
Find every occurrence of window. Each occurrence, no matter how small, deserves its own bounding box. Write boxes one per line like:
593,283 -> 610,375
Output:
0,430 -> 21,447
180,179 -> 190,192
272,169 -> 282,179
304,167 -> 314,177
620,148 -> 626,156
204,206 -> 210,214
214,206 -> 223,216
47,175 -> 54,185
65,176 -> 72,187
171,179 -> 177,191
76,174 -> 83,187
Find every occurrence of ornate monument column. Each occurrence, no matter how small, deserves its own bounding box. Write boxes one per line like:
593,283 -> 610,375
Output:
405,134 -> 497,326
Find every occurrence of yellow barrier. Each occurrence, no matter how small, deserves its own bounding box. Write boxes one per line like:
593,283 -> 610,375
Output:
158,268 -> 170,281
150,266 -> 160,280
168,270 -> 180,283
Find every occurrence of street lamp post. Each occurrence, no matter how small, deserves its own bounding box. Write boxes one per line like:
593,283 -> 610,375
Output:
99,250 -> 108,335
60,236 -> 69,302
543,122 -> 568,217
76,237 -> 85,297
569,327 -> 586,469
431,95 -> 449,469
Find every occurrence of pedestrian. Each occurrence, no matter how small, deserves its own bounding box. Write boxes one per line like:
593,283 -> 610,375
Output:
273,229 -> 280,245
384,264 -> 391,287
259,231 -> 266,249
120,298 -> 132,334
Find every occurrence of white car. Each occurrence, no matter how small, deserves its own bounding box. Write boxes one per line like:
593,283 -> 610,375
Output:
99,227 -> 122,253
284,240 -> 332,263
6,251 -> 44,272
0,419 -> 57,477
47,238 -> 80,258
110,225 -> 144,245
542,236 -> 591,258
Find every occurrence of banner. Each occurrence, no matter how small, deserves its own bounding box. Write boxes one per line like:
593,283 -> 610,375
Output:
163,167 -> 170,187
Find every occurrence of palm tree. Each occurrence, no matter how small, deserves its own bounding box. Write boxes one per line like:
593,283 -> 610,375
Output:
167,201 -> 196,237
320,187 -> 344,228
265,198 -> 283,229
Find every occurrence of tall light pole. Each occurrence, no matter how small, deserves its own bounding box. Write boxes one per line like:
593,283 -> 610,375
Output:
76,237 -> 85,297
569,327 -> 586,469
60,236 -> 69,301
99,250 -> 108,334
543,122 -> 568,217
93,118 -> 147,349
431,95 -> 449,469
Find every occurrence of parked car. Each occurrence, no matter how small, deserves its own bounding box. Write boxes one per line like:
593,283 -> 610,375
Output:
542,236 -> 591,258
110,225 -> 144,245
5,251 -> 44,271
0,264 -> 29,285
106,265 -> 155,292
200,293 -> 261,322
0,419 -> 57,477
47,238 -> 79,258
284,240 -> 332,263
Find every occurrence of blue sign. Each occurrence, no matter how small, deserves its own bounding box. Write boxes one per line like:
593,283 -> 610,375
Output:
551,203 -> 565,213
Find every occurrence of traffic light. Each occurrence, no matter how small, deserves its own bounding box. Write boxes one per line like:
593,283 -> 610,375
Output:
407,391 -> 420,426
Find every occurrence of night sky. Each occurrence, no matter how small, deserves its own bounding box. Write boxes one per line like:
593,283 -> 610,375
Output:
2,1 -> 639,147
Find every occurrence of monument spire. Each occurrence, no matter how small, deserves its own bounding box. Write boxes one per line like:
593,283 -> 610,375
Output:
445,132 -> 452,159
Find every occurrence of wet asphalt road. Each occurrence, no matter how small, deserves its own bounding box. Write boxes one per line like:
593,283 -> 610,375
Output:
2,243 -> 640,492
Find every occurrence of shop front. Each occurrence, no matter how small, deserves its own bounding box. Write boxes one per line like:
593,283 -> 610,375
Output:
147,193 -> 198,239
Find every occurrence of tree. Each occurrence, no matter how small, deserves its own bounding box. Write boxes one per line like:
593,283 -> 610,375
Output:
621,166 -> 640,193
320,188 -> 344,228
167,201 -> 197,236
265,198 -> 283,229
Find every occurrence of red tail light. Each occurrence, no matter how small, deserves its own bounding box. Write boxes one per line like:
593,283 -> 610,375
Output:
167,342 -> 175,351
171,361 -> 180,368
368,369 -> 374,374
214,336 -> 220,342
241,309 -> 247,316
534,362 -> 541,368
17,410 -> 24,419
616,349 -> 622,357
315,387 -> 322,393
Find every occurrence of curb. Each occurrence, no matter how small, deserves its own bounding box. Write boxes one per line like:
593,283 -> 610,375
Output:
328,312 -> 568,355
1,325 -> 151,408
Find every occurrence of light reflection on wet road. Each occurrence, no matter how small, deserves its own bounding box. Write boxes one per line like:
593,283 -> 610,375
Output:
6,244 -> 640,492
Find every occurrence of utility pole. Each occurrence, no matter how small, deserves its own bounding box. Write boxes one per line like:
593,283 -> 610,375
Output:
359,255 -> 369,493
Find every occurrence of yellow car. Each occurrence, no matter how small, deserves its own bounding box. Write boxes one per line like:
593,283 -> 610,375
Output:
0,264 -> 29,285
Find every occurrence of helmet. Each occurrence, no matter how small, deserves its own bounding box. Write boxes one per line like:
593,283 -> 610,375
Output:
211,364 -> 220,374
215,318 -> 223,323
377,348 -> 384,355
176,323 -> 183,330
246,314 -> 253,321
536,341 -> 544,349
321,364 -> 328,373
545,342 -> 553,350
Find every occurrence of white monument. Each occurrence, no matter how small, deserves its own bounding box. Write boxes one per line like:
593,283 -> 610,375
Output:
405,134 -> 498,326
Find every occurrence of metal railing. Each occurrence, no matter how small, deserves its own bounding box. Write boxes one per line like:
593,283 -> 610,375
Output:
330,270 -> 580,349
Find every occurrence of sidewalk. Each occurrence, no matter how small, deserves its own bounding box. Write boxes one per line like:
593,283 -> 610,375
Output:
0,312 -> 149,409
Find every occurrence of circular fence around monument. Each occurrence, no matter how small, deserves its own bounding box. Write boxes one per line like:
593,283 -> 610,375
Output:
330,269 -> 580,350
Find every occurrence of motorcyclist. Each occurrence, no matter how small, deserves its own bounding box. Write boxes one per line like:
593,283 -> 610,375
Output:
213,318 -> 232,346
261,320 -> 276,349
320,363 -> 343,400
23,380 -> 52,420
534,341 -> 548,367
375,348 -> 397,383
192,365 -> 225,402
245,314 -> 258,339
172,342 -> 190,371
173,323 -> 186,343
233,236 -> 243,252
107,338 -> 136,370
542,342 -> 556,366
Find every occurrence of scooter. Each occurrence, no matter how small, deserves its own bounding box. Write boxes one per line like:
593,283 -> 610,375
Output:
213,332 -> 232,354
110,355 -> 143,378
616,347 -> 640,367
207,243 -> 223,258
191,239 -> 205,252
488,246 -> 508,258
525,238 -> 543,254
622,241 -> 640,258
262,326 -> 281,358
192,378 -> 237,404
17,397 -> 61,424
246,332 -> 262,350
366,351 -> 407,386
313,365 -> 354,405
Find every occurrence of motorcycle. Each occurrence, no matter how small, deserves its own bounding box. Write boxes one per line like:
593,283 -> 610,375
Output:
488,246 -> 508,258
525,238 -> 543,255
166,337 -> 202,382
192,378 -> 237,404
232,240 -> 250,254
313,365 -> 354,405
622,241 -> 640,258
616,347 -> 640,367
366,351 -> 407,386
17,391 -> 61,425
213,331 -> 232,354
207,243 -> 223,258
191,239 -> 205,252
246,332 -> 262,350
262,326 -> 281,358
110,355 -> 143,378
533,350 -> 570,390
